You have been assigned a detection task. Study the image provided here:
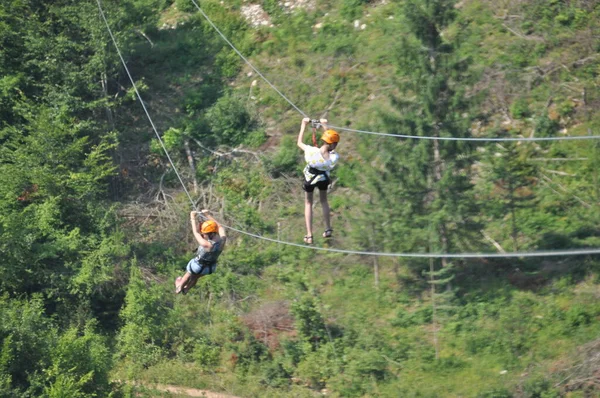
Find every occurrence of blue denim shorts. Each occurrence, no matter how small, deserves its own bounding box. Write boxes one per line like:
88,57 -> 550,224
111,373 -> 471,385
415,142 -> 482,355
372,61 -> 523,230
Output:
186,258 -> 216,276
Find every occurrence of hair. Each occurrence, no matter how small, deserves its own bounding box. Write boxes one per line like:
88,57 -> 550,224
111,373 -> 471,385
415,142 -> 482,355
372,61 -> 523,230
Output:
203,231 -> 218,239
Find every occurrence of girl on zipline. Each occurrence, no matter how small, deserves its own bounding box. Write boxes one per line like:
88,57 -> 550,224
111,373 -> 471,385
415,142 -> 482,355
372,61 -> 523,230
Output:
297,117 -> 340,244
175,209 -> 227,294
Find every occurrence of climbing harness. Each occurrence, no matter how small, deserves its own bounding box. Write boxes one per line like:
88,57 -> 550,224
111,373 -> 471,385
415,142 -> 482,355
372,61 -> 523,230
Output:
304,166 -> 330,186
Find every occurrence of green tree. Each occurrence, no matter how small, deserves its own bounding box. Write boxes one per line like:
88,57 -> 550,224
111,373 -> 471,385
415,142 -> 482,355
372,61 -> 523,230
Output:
357,0 -> 482,275
116,264 -> 171,370
482,143 -> 538,251
290,294 -> 328,351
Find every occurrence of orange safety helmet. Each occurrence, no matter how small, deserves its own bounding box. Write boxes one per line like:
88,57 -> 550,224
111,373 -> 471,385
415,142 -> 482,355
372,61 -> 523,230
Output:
200,220 -> 218,234
321,129 -> 340,144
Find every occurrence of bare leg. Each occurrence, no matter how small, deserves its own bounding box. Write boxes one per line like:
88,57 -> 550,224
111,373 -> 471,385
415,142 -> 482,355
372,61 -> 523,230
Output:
319,189 -> 332,236
176,271 -> 192,294
304,191 -> 314,243
183,274 -> 201,293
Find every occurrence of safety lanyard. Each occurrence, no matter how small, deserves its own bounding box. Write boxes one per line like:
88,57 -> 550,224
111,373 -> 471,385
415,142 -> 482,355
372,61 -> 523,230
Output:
310,119 -> 320,147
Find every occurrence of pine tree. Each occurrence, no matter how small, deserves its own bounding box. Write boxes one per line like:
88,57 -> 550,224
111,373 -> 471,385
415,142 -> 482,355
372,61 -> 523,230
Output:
481,143 -> 538,251
358,0 -> 483,274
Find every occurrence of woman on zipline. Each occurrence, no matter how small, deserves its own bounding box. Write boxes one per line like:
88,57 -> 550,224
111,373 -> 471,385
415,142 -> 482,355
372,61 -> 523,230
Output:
175,209 -> 226,294
297,117 -> 340,244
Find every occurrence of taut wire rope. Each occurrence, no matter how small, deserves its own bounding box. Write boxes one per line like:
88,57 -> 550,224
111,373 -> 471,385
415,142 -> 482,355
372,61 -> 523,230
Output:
97,0 -> 600,258
189,0 -> 308,118
97,0 -> 196,208
188,0 -> 600,143
325,125 -> 600,142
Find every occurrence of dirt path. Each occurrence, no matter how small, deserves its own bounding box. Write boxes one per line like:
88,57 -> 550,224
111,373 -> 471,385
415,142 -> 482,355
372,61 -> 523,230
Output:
119,380 -> 241,398
150,383 -> 240,397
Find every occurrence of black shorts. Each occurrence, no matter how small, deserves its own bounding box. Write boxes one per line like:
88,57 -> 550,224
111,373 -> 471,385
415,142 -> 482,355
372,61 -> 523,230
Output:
303,178 -> 330,192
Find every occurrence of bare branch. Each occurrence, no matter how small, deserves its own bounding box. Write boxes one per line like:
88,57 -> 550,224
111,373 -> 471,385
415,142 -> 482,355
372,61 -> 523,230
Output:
530,158 -> 588,162
543,169 -> 577,177
540,174 -> 592,208
481,230 -> 506,253
135,29 -> 154,47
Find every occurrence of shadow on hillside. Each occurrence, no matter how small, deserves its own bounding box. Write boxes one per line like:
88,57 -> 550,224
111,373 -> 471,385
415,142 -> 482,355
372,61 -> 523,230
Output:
108,19 -> 228,201
456,227 -> 600,300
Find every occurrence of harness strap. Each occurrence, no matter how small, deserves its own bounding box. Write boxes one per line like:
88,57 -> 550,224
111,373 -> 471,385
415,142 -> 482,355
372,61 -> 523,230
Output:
310,119 -> 320,147
192,260 -> 216,275
305,167 -> 329,185
308,167 -> 327,175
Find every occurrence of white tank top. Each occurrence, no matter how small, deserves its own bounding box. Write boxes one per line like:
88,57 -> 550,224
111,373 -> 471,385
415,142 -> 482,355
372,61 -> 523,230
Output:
304,146 -> 339,171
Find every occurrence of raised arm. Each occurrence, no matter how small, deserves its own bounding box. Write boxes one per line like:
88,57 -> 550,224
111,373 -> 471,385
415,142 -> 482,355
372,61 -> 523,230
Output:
190,210 -> 211,249
319,118 -> 328,131
297,117 -> 311,151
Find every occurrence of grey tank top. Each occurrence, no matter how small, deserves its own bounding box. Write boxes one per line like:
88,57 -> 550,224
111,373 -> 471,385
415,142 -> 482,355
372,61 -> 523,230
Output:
196,239 -> 224,265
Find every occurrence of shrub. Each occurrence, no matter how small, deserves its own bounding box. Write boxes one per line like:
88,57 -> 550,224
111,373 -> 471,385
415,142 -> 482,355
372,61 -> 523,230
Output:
205,92 -> 261,147
535,113 -> 560,137
193,338 -> 221,369
260,359 -> 291,388
340,0 -> 368,21
265,136 -> 298,176
565,305 -> 592,329
175,0 -> 197,13
510,97 -> 530,119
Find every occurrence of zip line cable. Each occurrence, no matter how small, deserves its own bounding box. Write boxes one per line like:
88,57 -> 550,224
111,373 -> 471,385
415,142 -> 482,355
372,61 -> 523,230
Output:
97,1 -> 600,259
97,0 -> 196,208
325,125 -> 600,142
194,226 -> 600,258
188,0 -> 600,143
189,0 -> 308,118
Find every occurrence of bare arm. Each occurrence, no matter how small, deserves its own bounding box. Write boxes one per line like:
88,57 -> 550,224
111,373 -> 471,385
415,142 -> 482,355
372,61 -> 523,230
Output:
320,118 -> 328,131
319,118 -> 331,160
190,211 -> 212,249
297,117 -> 311,151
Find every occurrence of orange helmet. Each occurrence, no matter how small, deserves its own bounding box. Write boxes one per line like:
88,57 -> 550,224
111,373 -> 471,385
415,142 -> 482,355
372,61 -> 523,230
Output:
200,220 -> 218,234
321,129 -> 340,144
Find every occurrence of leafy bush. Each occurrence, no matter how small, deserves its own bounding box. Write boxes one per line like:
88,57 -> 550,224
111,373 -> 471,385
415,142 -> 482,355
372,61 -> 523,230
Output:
193,338 -> 221,368
535,113 -> 560,137
510,97 -> 530,119
175,0 -> 198,13
215,48 -> 242,79
204,92 -> 264,147
521,375 -> 561,398
391,306 -> 433,328
565,305 -> 593,329
340,0 -> 368,21
265,136 -> 298,176
295,343 -> 338,389
260,359 -> 291,388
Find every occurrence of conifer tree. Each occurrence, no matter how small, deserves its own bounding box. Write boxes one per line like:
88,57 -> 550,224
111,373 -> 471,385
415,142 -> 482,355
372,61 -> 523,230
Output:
359,0 -> 483,275
481,143 -> 538,251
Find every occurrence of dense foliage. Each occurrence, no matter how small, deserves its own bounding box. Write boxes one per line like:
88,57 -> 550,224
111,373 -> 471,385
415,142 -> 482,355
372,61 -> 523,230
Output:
2,0 -> 600,397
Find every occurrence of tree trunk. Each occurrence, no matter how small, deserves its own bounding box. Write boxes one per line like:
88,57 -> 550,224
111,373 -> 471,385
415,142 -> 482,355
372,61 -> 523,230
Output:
373,256 -> 379,290
433,137 -> 449,267
101,72 -> 115,131
508,181 -> 519,251
429,257 -> 439,361
183,139 -> 198,194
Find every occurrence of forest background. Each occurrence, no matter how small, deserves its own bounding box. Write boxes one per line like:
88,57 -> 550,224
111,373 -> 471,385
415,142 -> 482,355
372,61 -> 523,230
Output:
2,0 -> 600,396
